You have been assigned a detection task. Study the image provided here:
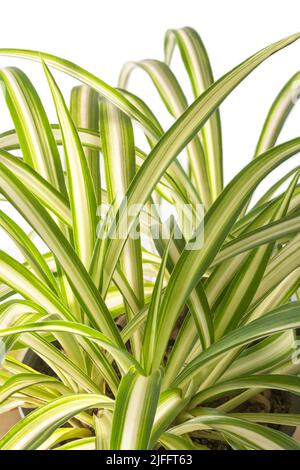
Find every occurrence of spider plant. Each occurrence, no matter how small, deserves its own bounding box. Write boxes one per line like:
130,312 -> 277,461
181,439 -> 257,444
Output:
0,27 -> 300,450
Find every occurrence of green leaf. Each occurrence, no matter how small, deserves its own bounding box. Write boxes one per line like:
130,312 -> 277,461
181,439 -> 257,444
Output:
43,62 -> 96,268
0,67 -> 66,194
0,373 -> 64,405
0,49 -> 161,141
165,26 -> 223,199
102,33 -> 300,298
169,408 -> 300,450
174,302 -> 300,388
0,393 -> 113,450
0,162 -> 123,347
0,209 -> 58,292
70,85 -> 101,204
119,59 -> 211,207
110,367 -> 161,450
191,374 -> 300,407
154,140 -> 300,369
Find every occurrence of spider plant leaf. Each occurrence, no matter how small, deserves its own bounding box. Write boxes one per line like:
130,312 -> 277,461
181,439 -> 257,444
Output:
255,72 -> 300,156
0,67 -> 66,194
55,437 -> 96,450
247,268 -> 300,322
213,213 -> 300,266
164,27 -> 223,200
141,241 -> 170,373
153,219 -> 213,358
43,62 -> 96,268
0,150 -> 71,225
150,388 -> 188,447
0,49 -> 161,141
159,432 -> 204,450
0,162 -> 124,347
169,409 -> 300,450
119,59 -> 211,206
251,233 -> 300,308
118,88 -> 163,147
0,210 -> 58,292
99,98 -> 144,355
191,374 -> 300,407
37,427 -> 92,450
102,34 -> 300,295
19,334 -> 102,393
110,367 -> 161,450
94,410 -> 112,450
230,413 -> 300,427
0,393 -> 114,450
0,373 -> 64,406
0,125 -> 213,211
222,331 -> 295,381
154,139 -> 300,369
0,250 -> 74,321
99,99 -> 144,299
214,171 -> 299,338
70,85 -> 101,204
0,257 -> 86,371
174,302 -> 300,388
254,166 -> 300,208
0,321 -> 138,373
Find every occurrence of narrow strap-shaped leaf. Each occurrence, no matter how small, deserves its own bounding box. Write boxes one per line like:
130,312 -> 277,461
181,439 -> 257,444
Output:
70,85 -> 101,204
0,393 -> 114,450
0,210 -> 58,292
37,427 -> 92,450
0,49 -> 161,141
0,373 -> 64,405
102,34 -> 300,296
174,302 -> 300,388
94,410 -> 112,450
154,139 -> 300,369
0,125 -> 207,212
254,166 -> 300,208
0,321 -> 137,373
159,432 -> 204,450
165,27 -> 223,199
191,374 -> 300,407
231,412 -> 300,427
110,367 -> 161,450
100,98 -> 144,356
43,63 -> 96,268
141,242 -> 170,373
152,219 -> 213,381
169,409 -> 300,450
0,162 -> 123,347
150,388 -> 187,448
213,213 -> 300,266
251,233 -> 300,307
0,67 -> 66,194
214,172 -> 299,338
119,60 -> 211,207
55,437 -> 96,450
17,334 -> 101,394
255,72 -> 300,156
222,331 -> 295,381
0,250 -> 73,321
0,149 -> 71,225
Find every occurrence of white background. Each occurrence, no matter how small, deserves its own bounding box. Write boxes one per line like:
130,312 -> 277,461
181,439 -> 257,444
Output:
1,0 -> 300,254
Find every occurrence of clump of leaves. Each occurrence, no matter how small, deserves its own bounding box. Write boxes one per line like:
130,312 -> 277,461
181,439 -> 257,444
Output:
0,28 -> 300,450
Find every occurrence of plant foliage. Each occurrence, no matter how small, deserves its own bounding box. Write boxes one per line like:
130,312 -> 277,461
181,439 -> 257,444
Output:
0,27 -> 300,450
